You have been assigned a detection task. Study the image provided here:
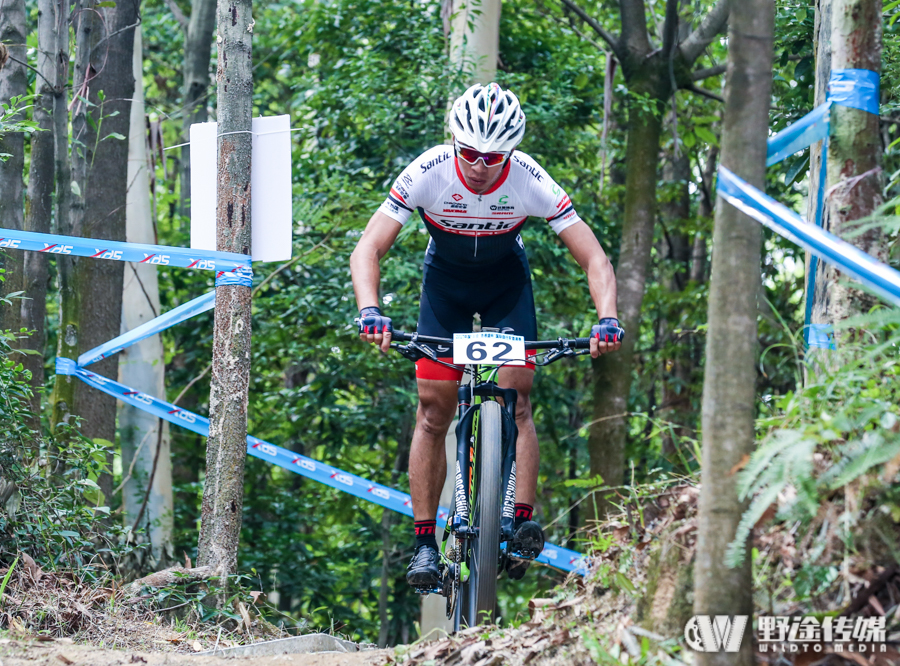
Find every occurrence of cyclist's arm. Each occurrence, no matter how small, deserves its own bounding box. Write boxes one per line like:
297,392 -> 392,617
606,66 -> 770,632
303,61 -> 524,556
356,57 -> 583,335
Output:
350,211 -> 402,353
558,221 -> 622,357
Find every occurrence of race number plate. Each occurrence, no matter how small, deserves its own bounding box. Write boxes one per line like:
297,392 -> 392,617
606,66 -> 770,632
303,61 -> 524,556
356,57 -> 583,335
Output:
452,332 -> 526,366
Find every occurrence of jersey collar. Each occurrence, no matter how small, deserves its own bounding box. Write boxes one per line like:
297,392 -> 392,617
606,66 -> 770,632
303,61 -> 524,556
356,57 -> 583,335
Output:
454,155 -> 511,195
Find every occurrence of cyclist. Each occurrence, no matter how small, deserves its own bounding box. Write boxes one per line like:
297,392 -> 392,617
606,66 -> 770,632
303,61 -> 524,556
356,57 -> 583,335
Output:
350,83 -> 623,589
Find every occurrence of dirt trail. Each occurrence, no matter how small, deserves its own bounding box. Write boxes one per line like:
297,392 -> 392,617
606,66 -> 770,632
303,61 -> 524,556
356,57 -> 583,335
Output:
0,641 -> 392,666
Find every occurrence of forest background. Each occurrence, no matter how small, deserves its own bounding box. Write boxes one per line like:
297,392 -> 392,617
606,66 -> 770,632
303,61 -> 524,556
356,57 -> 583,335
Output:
1,0 -> 900,650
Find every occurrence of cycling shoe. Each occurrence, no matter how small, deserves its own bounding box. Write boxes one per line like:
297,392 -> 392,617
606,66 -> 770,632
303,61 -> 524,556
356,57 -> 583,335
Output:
506,520 -> 545,580
406,544 -> 441,589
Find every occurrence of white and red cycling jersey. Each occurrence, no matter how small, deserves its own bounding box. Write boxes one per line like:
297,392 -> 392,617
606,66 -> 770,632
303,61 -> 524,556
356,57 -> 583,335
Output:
378,145 -> 581,266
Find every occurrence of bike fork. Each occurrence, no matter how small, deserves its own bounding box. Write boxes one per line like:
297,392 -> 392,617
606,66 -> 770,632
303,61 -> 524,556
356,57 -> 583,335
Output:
452,384 -> 474,530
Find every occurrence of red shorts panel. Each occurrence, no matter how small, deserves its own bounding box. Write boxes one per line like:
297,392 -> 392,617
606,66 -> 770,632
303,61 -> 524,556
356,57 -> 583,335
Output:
415,352 -> 537,381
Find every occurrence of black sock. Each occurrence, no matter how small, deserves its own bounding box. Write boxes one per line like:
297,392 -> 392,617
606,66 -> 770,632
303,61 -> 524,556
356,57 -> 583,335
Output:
414,519 -> 438,551
514,503 -> 534,528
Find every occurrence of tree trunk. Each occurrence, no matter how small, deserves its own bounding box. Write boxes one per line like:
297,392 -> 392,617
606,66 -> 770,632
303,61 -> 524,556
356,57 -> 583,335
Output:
810,0 -> 883,332
48,0 -> 74,454
20,0 -> 57,420
588,104 -> 663,520
581,0 -> 732,518
120,25 -> 173,568
51,1 -> 138,504
658,154 -> 693,456
806,0 -> 832,249
52,0 -> 94,438
179,0 -> 218,218
197,0 -> 253,579
693,2 -> 773,664
447,0 -> 501,84
0,0 -> 27,332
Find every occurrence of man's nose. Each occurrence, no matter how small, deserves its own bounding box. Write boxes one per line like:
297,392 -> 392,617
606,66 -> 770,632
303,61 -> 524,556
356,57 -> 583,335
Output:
472,160 -> 488,174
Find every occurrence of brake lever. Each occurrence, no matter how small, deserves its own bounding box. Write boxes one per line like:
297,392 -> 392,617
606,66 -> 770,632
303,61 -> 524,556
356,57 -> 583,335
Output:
390,340 -> 438,363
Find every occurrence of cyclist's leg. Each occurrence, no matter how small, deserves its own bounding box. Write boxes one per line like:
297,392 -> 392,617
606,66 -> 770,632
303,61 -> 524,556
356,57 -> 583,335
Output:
410,267 -> 469,523
496,366 -> 537,506
485,244 -> 539,507
409,378 -> 458,521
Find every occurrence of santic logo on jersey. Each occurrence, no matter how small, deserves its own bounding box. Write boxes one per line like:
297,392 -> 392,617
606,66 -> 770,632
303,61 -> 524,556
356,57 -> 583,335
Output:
512,154 -> 544,181
430,217 -> 523,235
420,151 -> 451,173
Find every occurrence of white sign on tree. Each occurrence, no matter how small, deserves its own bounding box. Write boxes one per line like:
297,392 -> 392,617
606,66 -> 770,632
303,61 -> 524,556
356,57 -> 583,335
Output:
190,115 -> 293,262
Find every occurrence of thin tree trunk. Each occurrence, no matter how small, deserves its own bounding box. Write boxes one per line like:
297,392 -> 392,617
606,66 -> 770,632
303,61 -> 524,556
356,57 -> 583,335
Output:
588,104 -> 663,520
805,0 -> 831,272
810,0 -> 883,332
447,0 -> 501,84
21,0 -> 57,421
51,1 -> 138,503
47,0 -> 73,455
693,1 -> 773,664
692,146 -> 718,286
179,0 -> 217,219
378,427 -> 412,647
0,0 -> 27,332
581,0 -> 731,520
52,0 -> 94,437
659,154 -> 693,456
120,25 -> 173,568
197,0 -> 253,579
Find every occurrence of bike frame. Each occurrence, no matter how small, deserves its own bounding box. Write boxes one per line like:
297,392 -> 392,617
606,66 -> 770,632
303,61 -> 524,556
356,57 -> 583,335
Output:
386,329 -> 591,627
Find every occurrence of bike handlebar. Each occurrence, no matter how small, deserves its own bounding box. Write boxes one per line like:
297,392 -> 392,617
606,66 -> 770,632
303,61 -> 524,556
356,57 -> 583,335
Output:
389,331 -> 593,350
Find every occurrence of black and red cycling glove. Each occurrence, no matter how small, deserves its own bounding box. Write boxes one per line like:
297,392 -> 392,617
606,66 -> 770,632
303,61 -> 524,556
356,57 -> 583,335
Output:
591,317 -> 624,343
357,306 -> 393,335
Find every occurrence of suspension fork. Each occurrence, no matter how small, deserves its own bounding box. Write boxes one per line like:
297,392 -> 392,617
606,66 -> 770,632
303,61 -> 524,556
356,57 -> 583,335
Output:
451,383 -> 520,540
470,383 -> 519,541
452,384 -> 475,531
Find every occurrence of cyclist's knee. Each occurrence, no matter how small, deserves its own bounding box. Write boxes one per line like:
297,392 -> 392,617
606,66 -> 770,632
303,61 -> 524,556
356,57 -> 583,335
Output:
416,386 -> 456,438
417,401 -> 454,437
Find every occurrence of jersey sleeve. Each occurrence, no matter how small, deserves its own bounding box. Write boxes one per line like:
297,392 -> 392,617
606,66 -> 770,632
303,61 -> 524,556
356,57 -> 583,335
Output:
378,163 -> 419,225
513,152 -> 582,235
539,176 -> 581,235
377,146 -> 452,225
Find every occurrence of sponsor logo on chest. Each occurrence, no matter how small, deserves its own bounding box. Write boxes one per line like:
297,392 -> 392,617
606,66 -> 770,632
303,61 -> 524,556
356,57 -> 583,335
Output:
431,217 -> 521,234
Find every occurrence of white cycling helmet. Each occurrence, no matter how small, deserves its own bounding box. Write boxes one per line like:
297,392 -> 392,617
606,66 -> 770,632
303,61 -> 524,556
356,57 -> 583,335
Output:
449,83 -> 526,153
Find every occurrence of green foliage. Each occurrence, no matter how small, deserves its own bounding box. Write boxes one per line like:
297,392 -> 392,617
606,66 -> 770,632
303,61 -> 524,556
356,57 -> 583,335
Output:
727,311 -> 900,568
0,95 -> 43,162
0,297 -> 140,574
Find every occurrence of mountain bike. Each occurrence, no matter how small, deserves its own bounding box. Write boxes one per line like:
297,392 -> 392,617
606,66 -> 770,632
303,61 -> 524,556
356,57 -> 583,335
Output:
390,328 -> 591,628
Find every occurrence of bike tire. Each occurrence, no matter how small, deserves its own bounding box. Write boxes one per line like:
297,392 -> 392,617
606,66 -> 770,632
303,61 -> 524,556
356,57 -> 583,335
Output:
467,400 -> 503,625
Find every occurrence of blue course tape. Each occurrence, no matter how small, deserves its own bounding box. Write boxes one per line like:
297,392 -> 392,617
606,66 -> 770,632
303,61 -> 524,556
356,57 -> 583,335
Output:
717,166 -> 900,308
806,324 -> 837,350
6,217 -> 585,573
215,267 -> 254,287
0,228 -> 251,272
79,292 -> 216,367
64,358 -> 586,574
766,103 -> 831,167
804,140 -> 830,348
828,69 -> 880,115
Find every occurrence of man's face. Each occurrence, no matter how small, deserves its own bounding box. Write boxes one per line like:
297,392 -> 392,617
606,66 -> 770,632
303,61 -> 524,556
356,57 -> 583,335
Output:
455,143 -> 509,193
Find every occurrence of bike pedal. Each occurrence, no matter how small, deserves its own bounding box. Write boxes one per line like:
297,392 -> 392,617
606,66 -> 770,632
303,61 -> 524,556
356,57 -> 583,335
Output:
414,586 -> 442,596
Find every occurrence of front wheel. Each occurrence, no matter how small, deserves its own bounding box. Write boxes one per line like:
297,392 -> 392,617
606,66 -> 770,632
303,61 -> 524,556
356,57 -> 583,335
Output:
465,400 -> 503,626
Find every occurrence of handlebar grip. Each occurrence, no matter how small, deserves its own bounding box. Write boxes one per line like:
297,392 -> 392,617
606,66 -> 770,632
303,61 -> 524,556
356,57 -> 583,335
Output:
574,337 -> 592,349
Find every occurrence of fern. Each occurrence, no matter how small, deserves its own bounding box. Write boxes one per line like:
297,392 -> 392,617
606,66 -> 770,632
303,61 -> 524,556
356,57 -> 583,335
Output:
728,308 -> 900,568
